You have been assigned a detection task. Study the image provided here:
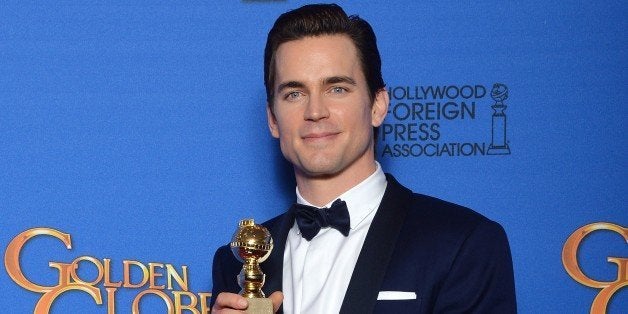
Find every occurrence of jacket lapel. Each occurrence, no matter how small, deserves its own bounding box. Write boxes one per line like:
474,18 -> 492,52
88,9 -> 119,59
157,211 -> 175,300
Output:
261,209 -> 295,300
340,174 -> 412,314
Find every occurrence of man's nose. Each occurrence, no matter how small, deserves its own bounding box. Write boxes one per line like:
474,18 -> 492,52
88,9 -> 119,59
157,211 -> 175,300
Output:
303,94 -> 330,121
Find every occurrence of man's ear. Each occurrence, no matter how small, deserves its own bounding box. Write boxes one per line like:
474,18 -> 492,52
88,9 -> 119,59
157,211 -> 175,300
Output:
371,88 -> 389,127
267,104 -> 280,138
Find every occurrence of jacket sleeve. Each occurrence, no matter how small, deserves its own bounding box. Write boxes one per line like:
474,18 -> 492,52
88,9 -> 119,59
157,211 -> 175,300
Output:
210,245 -> 241,309
432,220 -> 517,313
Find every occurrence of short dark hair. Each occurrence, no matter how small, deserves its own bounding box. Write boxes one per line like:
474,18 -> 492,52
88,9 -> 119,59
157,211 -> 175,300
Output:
264,3 -> 385,106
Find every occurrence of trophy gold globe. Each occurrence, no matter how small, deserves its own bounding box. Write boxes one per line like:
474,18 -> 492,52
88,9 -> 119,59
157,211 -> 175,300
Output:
230,219 -> 274,314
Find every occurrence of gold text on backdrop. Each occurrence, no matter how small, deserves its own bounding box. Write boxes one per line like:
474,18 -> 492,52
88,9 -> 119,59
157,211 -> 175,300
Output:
4,227 -> 211,314
562,222 -> 627,313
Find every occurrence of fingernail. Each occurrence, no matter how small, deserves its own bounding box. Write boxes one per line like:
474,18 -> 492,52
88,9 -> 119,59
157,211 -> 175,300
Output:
239,299 -> 248,307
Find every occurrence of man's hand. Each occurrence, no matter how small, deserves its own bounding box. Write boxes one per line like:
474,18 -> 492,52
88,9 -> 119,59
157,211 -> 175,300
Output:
211,291 -> 284,313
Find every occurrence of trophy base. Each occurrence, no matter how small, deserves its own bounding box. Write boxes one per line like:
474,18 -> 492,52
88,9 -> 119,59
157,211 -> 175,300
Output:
246,298 -> 273,314
487,145 -> 510,155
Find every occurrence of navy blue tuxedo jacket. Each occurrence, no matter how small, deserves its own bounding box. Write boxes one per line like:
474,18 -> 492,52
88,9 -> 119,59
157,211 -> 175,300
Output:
211,174 -> 517,313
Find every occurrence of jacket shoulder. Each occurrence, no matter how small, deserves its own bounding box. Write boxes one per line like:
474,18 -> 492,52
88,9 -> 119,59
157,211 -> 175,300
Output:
386,174 -> 507,246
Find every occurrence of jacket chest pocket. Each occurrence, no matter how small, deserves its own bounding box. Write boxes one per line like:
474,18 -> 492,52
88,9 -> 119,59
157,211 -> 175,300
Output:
373,296 -> 423,313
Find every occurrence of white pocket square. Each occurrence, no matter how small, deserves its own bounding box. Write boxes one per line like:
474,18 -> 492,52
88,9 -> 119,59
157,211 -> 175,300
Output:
377,291 -> 417,300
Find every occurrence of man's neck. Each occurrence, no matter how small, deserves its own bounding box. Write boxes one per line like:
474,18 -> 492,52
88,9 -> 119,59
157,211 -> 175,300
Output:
295,160 -> 378,207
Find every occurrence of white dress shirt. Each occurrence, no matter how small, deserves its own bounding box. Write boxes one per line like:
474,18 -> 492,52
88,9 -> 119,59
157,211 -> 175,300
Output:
282,162 -> 387,314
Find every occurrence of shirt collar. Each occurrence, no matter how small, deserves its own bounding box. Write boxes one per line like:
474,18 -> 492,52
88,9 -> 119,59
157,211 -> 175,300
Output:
295,161 -> 388,229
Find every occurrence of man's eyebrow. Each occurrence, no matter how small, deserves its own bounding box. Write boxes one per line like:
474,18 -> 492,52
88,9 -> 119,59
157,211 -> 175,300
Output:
276,76 -> 356,93
324,76 -> 357,86
277,81 -> 305,93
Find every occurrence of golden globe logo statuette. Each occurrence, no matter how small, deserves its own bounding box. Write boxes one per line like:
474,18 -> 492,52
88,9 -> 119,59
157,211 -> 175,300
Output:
230,219 -> 274,314
562,222 -> 627,314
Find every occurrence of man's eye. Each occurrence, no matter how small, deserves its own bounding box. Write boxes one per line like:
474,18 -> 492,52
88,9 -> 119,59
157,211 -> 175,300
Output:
330,86 -> 347,94
285,91 -> 302,100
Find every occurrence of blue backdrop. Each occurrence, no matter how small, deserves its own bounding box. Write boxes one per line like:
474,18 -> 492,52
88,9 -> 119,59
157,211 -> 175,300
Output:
1,1 -> 626,313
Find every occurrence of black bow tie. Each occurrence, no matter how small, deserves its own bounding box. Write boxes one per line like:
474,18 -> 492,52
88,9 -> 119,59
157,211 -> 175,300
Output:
291,199 -> 351,241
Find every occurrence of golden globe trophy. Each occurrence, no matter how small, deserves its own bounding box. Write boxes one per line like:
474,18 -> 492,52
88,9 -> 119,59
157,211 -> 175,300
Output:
230,219 -> 274,314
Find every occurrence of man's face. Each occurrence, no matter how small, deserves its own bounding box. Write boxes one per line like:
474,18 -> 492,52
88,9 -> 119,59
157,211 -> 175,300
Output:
267,35 -> 388,180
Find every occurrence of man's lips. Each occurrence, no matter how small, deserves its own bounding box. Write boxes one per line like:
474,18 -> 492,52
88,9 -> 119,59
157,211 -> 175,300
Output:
302,131 -> 340,140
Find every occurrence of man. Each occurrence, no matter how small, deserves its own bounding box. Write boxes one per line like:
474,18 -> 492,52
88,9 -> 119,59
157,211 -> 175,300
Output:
211,4 -> 516,313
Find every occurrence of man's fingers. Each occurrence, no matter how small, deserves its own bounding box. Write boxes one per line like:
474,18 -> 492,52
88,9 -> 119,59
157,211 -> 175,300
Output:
212,292 -> 248,313
269,291 -> 284,313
